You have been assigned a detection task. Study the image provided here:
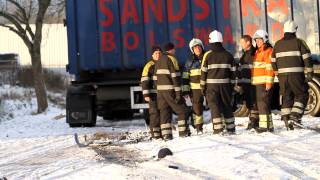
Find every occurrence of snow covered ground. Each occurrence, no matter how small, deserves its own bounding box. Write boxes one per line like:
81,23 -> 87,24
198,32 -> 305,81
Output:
1,85 -> 320,179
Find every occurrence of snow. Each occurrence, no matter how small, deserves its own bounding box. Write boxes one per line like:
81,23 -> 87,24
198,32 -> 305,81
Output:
1,85 -> 320,179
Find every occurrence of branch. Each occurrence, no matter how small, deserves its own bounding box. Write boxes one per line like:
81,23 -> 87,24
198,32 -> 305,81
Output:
7,0 -> 28,21
6,0 -> 35,40
34,0 -> 51,46
0,23 -> 32,49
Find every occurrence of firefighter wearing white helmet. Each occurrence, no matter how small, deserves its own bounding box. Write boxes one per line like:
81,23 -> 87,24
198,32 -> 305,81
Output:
200,30 -> 236,134
271,20 -> 312,130
253,29 -> 269,43
252,29 -> 275,133
182,38 -> 205,133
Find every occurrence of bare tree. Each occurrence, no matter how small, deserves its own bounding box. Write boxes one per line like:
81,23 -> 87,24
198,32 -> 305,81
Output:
0,0 -> 65,113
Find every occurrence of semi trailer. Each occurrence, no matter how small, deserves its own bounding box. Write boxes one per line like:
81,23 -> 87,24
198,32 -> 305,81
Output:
65,0 -> 320,127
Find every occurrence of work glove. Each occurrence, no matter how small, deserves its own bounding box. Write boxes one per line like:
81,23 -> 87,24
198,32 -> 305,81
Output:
306,72 -> 313,82
175,95 -> 182,104
175,91 -> 183,104
234,85 -> 243,94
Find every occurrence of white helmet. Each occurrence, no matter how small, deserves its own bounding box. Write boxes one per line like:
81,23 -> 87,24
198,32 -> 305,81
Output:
209,30 -> 223,43
189,38 -> 204,54
284,20 -> 298,33
253,29 -> 269,43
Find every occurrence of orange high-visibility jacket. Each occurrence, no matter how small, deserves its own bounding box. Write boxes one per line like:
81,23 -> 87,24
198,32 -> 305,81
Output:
251,45 -> 274,88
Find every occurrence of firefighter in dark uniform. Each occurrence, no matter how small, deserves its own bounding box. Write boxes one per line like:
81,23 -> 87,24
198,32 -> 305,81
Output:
252,29 -> 275,133
155,42 -> 189,140
238,35 -> 259,130
141,46 -> 162,139
271,20 -> 313,129
182,38 -> 205,133
200,30 -> 236,134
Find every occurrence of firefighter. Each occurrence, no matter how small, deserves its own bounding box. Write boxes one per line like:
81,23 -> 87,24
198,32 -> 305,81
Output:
252,29 -> 275,133
200,30 -> 236,134
155,42 -> 189,140
238,35 -> 259,130
182,38 -> 205,133
271,20 -> 312,130
141,46 -> 162,139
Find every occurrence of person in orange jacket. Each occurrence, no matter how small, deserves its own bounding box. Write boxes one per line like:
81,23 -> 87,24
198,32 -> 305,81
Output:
252,30 -> 275,133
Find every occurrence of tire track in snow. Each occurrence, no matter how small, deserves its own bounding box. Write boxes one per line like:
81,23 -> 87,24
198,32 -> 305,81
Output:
204,134 -> 320,179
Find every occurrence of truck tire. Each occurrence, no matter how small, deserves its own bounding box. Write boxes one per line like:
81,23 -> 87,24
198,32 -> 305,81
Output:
66,85 -> 97,127
304,81 -> 320,116
69,123 -> 82,128
143,109 -> 150,126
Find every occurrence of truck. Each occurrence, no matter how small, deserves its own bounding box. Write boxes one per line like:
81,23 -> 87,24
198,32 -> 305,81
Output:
65,0 -> 320,127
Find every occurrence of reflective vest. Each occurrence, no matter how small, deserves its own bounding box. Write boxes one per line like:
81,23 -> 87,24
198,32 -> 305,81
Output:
251,45 -> 274,87
141,60 -> 157,98
182,53 -> 204,93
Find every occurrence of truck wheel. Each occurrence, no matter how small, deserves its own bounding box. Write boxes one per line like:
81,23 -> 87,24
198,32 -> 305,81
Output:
143,109 -> 150,126
66,85 -> 97,127
69,123 -> 82,128
304,81 -> 320,116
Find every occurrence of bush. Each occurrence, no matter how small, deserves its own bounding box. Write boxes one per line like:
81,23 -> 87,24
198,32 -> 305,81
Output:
17,66 -> 69,93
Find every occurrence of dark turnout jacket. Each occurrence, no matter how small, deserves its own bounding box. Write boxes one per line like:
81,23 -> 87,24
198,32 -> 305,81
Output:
155,53 -> 182,94
272,33 -> 313,75
141,59 -> 157,98
200,43 -> 237,91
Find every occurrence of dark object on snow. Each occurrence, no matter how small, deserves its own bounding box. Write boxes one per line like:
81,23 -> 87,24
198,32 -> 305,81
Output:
74,133 -> 89,147
1,177 -> 8,180
168,165 -> 179,169
158,148 -> 173,159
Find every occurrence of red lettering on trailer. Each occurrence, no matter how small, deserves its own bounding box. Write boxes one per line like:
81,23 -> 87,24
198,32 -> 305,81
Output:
121,0 -> 139,25
143,0 -> 163,23
194,27 -> 212,45
245,23 -> 257,36
267,0 -> 288,14
193,0 -> 209,20
272,22 -> 284,42
167,0 -> 187,22
242,0 -> 261,17
223,25 -> 234,45
173,28 -> 185,48
223,0 -> 229,19
149,30 -> 155,46
124,32 -> 139,50
101,32 -> 116,52
99,0 -> 113,27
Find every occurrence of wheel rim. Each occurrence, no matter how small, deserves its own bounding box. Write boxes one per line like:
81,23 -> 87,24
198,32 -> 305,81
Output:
305,87 -> 317,114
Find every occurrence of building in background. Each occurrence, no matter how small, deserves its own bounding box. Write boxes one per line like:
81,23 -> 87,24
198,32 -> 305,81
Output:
0,23 -> 68,73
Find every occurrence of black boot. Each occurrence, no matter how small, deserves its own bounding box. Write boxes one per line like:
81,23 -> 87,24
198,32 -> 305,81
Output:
226,128 -> 236,135
289,114 -> 303,129
255,128 -> 268,133
213,129 -> 223,134
162,134 -> 173,141
247,118 -> 259,130
195,124 -> 203,134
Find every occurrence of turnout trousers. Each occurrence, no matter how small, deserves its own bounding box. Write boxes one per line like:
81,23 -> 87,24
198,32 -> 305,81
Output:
254,85 -> 274,131
148,95 -> 161,139
157,91 -> 189,138
242,84 -> 259,128
190,89 -> 204,128
278,73 -> 308,123
205,85 -> 235,133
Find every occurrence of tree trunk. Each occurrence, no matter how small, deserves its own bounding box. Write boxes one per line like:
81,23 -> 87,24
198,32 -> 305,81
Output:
30,46 -> 48,113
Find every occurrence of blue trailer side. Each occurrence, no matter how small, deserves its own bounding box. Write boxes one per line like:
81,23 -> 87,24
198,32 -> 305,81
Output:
65,0 -> 320,127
